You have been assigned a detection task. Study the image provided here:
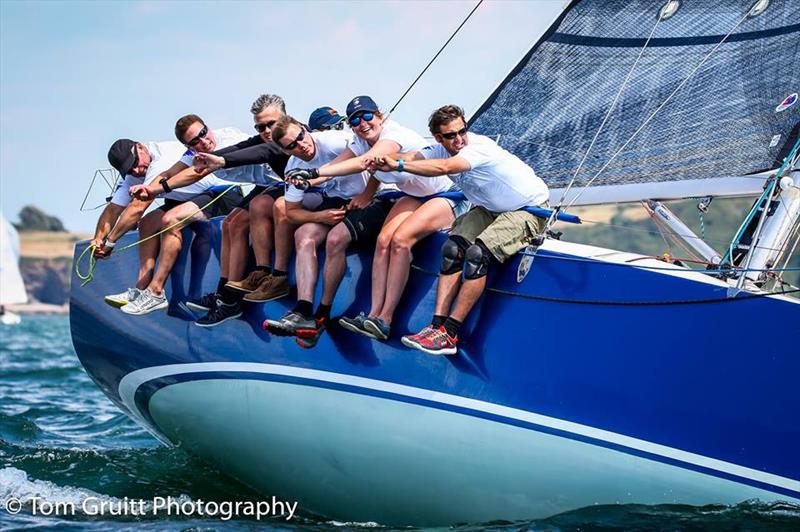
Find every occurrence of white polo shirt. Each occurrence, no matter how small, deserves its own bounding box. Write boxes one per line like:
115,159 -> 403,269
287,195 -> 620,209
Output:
111,140 -> 232,207
349,119 -> 451,197
284,130 -> 368,202
420,133 -> 548,212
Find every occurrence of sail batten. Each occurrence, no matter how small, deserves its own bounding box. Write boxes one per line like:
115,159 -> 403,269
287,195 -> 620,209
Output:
470,0 -> 800,205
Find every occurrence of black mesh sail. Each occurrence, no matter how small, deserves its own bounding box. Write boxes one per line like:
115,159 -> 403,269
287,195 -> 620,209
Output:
469,0 -> 800,205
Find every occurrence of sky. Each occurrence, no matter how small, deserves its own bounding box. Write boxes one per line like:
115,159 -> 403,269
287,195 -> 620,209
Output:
0,0 -> 564,232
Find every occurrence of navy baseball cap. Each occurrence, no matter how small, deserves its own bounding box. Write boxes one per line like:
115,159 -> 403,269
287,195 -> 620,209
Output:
345,95 -> 379,120
108,139 -> 138,176
308,107 -> 345,131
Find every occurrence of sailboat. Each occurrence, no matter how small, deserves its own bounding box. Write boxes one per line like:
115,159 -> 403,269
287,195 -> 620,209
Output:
1,211 -> 27,325
70,0 -> 799,526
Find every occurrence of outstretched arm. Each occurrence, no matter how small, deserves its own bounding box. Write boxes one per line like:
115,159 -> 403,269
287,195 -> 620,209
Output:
373,153 -> 469,176
130,162 -> 209,200
91,202 -> 124,250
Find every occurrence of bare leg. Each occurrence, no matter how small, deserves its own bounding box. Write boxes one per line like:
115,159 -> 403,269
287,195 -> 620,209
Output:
271,196 -> 295,272
368,197 -> 418,317
294,223 -> 331,302
220,208 -> 246,279
249,194 -> 275,268
136,209 -> 165,289
226,208 -> 251,282
449,276 -> 486,322
434,272 -> 462,317
321,223 -> 353,306
148,204 -> 207,296
378,198 -> 454,324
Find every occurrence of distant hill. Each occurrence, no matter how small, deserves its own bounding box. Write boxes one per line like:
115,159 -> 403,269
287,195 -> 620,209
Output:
15,205 -> 66,232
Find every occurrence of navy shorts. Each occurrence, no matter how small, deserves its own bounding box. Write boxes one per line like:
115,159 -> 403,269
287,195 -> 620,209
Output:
237,184 -> 285,210
342,199 -> 393,246
159,187 -> 243,219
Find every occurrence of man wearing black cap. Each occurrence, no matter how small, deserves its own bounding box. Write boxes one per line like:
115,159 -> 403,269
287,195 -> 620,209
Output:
308,106 -> 345,132
93,125 -> 240,312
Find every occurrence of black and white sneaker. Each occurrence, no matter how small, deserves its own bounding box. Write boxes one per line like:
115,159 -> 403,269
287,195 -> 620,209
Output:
194,301 -> 242,328
186,292 -> 219,313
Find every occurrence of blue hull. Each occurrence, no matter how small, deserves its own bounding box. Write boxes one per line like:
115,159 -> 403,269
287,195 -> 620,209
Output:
70,220 -> 800,525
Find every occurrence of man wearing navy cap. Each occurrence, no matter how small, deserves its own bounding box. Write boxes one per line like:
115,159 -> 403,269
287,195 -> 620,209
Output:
308,107 -> 345,132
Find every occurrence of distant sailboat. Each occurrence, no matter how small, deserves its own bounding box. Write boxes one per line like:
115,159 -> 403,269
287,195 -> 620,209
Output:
1,211 -> 28,324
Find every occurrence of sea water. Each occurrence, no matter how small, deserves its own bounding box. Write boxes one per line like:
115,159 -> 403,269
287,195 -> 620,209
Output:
1,316 -> 798,530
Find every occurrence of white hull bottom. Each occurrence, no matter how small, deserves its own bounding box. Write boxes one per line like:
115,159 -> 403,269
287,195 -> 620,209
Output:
148,378 -> 789,526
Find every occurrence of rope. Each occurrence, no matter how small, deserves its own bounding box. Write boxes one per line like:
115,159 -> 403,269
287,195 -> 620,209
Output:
387,0 -> 483,116
75,184 -> 240,286
563,7 -> 755,211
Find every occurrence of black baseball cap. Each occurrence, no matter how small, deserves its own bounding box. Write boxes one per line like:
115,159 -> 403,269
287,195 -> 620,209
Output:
108,139 -> 138,176
345,96 -> 379,121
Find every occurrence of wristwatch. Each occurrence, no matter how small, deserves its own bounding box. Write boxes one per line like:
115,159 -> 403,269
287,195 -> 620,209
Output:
159,177 -> 172,193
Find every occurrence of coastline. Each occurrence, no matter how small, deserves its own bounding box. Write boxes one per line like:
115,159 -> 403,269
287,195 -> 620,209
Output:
4,302 -> 69,315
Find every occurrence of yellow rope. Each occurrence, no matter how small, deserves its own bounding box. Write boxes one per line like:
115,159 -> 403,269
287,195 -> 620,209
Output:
75,184 -> 239,286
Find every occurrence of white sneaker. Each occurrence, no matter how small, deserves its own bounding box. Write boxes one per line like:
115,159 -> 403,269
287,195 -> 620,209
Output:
104,287 -> 142,308
120,289 -> 168,315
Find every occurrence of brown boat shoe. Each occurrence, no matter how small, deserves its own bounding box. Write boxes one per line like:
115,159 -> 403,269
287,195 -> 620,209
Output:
243,274 -> 290,302
226,270 -> 271,294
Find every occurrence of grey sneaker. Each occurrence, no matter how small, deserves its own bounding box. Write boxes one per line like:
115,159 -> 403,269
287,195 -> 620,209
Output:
104,287 -> 142,308
338,312 -> 378,339
364,316 -> 390,340
120,289 -> 168,315
263,311 -> 316,337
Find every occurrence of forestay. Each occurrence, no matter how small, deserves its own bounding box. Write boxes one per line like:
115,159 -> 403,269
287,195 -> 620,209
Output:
469,0 -> 800,205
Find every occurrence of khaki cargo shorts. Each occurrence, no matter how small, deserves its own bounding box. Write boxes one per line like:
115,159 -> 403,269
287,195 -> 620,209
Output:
450,205 -> 547,263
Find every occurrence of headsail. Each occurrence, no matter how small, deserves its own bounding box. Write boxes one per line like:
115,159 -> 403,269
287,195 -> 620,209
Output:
0,211 -> 28,305
469,0 -> 800,206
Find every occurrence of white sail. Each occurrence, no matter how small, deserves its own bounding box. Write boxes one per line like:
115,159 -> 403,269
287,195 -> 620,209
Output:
0,211 -> 28,305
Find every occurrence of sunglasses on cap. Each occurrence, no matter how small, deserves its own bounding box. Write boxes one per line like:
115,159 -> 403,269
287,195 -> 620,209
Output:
186,125 -> 209,147
278,129 -> 306,151
254,120 -> 277,133
318,121 -> 345,131
439,127 -> 468,140
348,112 -> 375,127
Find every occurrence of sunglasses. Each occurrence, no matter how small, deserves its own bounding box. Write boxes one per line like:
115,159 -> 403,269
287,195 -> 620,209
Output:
254,120 -> 277,133
348,112 -> 375,127
279,129 -> 306,151
318,121 -> 345,131
186,125 -> 209,147
439,127 -> 468,140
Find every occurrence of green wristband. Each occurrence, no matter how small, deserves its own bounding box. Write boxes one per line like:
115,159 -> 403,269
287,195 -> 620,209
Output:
397,159 -> 405,172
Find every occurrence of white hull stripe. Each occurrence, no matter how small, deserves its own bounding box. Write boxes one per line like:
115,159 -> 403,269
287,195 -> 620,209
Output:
119,362 -> 800,493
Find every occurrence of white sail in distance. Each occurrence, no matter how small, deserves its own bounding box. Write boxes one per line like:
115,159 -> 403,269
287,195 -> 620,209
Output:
0,211 -> 28,305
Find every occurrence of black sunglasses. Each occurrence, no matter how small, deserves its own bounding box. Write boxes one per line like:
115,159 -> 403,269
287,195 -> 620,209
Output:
348,112 -> 375,127
279,129 -> 306,151
186,125 -> 209,147
254,120 -> 277,133
318,121 -> 345,131
439,127 -> 468,140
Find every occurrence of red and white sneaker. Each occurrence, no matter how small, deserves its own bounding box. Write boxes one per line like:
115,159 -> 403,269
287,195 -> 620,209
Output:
402,326 -> 457,356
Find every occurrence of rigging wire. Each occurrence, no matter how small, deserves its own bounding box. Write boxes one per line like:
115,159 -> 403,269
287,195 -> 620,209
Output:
387,0 -> 483,116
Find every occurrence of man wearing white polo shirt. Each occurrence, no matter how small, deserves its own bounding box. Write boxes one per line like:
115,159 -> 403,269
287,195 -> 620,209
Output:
262,115 -> 369,347
371,104 -> 549,355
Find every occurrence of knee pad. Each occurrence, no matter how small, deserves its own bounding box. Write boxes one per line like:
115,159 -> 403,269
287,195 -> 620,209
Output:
464,242 -> 492,280
440,236 -> 468,275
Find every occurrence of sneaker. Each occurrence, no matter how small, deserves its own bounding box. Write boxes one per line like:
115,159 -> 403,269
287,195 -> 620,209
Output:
244,275 -> 290,303
195,301 -> 242,327
338,312 -> 378,339
225,270 -> 272,294
120,289 -> 168,316
104,287 -> 142,308
296,317 -> 327,349
401,325 -> 436,349
186,292 -> 219,313
263,311 -> 316,337
363,316 -> 391,340
403,326 -> 457,356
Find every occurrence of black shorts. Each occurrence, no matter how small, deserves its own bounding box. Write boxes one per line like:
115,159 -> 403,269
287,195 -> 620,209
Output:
302,193 -> 350,211
237,184 -> 285,210
342,199 -> 393,246
160,187 -> 243,219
